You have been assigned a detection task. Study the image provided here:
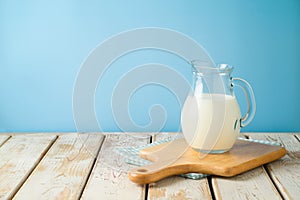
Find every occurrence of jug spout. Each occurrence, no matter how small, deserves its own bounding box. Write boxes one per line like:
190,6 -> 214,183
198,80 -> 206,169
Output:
219,64 -> 233,72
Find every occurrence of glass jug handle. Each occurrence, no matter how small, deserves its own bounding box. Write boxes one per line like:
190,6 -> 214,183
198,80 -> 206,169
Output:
232,78 -> 256,127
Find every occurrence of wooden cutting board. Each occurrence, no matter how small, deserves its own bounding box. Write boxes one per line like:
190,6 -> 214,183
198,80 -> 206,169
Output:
128,138 -> 286,184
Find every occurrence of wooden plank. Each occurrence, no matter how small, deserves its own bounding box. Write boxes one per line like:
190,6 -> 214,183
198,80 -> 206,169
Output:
81,133 -> 150,200
213,167 -> 281,200
148,132 -> 212,200
0,135 -> 10,147
246,133 -> 300,200
212,134 -> 282,200
0,134 -> 57,199
14,133 -> 104,200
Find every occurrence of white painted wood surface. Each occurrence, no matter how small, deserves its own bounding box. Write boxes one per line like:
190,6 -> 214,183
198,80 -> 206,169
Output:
213,167 -> 281,200
147,132 -> 212,200
13,133 -> 104,200
246,133 -> 300,200
81,133 -> 150,200
0,132 -> 298,200
0,134 -> 56,199
149,176 -> 212,200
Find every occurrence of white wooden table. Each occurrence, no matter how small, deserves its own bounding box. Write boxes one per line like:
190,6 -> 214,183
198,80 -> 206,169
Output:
0,132 -> 299,200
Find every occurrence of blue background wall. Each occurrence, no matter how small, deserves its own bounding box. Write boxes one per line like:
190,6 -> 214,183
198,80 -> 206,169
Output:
0,0 -> 299,132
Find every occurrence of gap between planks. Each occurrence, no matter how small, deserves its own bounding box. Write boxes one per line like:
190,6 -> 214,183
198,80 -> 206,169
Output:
263,165 -> 285,199
0,135 -> 11,148
294,134 -> 300,143
77,134 -> 106,199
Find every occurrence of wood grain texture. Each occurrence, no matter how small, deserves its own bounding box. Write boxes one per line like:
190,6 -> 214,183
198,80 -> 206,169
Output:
13,133 -> 104,200
0,132 -> 298,200
246,133 -> 300,200
0,134 -> 56,199
129,138 -> 286,184
212,167 -> 282,200
81,133 -> 150,200
148,132 -> 213,200
149,176 -> 212,200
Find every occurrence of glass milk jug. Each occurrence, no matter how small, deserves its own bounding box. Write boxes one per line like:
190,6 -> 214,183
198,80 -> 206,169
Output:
181,61 -> 256,154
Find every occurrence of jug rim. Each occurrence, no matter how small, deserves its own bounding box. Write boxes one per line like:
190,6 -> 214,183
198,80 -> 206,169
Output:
191,60 -> 233,75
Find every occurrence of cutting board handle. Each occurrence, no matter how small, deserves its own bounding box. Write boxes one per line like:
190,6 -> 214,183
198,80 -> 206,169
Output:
128,159 -> 190,184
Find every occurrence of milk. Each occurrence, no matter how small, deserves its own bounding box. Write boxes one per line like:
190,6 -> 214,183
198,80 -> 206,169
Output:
181,94 -> 241,153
